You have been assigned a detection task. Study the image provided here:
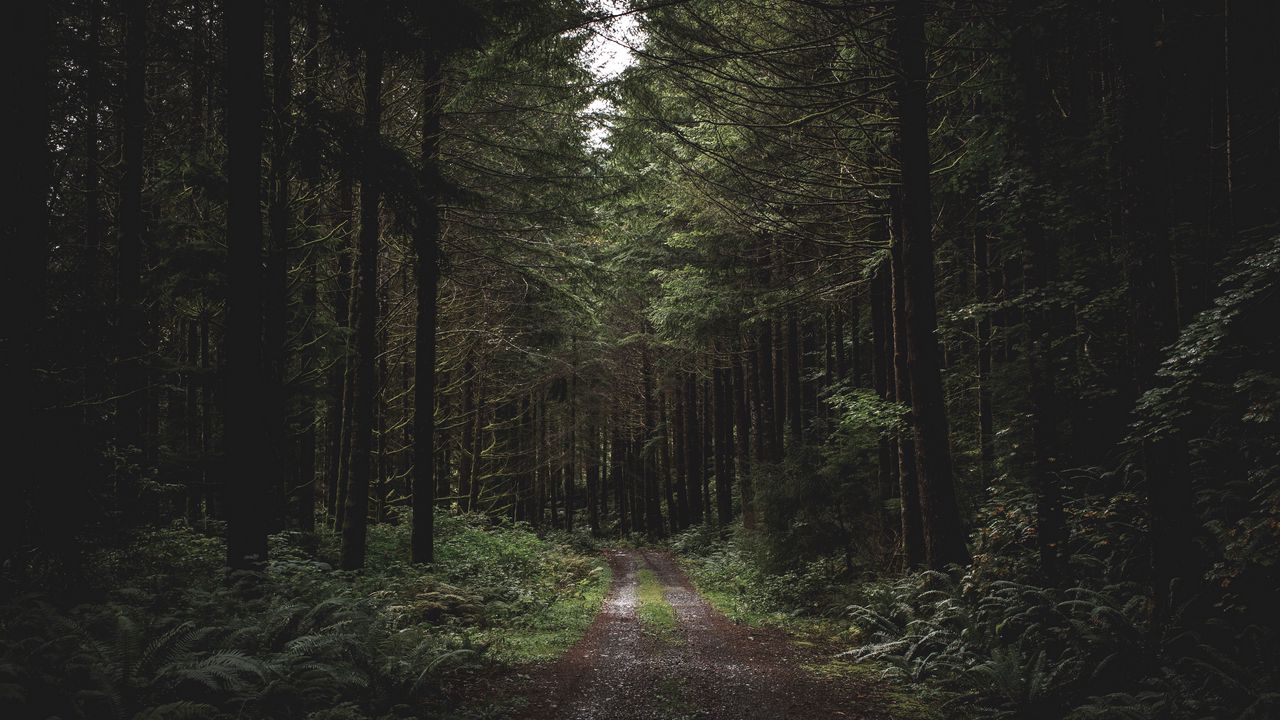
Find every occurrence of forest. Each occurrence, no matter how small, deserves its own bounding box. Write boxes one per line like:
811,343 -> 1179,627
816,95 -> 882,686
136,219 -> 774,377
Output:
3,0 -> 1279,718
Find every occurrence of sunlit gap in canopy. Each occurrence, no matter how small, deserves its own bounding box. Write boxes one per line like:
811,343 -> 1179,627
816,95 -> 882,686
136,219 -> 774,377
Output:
577,0 -> 643,149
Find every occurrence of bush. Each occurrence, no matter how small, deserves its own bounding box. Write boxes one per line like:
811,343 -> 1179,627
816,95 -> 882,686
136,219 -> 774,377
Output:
0,510 -> 605,720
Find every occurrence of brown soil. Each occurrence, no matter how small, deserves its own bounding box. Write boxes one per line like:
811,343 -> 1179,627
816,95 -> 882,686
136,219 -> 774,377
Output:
515,549 -> 887,720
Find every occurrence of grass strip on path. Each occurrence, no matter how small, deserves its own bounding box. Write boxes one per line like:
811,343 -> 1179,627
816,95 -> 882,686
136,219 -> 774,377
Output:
635,567 -> 680,644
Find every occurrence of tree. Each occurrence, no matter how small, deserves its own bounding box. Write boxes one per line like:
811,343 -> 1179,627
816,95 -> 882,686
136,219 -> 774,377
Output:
891,0 -> 969,570
341,10 -> 385,570
411,46 -> 443,564
224,0 -> 269,570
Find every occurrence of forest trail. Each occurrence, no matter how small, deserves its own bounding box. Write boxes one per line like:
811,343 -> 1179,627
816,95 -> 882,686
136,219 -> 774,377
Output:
517,549 -> 886,720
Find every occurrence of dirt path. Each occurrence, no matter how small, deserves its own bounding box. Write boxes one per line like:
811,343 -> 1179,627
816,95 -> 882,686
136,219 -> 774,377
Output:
517,549 -> 886,720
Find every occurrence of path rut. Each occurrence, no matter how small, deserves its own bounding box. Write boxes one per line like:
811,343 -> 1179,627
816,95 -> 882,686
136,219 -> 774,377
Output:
518,549 -> 885,719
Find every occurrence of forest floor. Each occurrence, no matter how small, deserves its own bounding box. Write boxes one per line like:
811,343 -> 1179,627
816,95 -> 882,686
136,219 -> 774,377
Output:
505,548 -> 891,720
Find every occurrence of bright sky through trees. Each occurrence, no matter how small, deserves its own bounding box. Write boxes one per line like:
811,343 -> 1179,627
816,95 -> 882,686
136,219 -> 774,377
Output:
581,0 -> 640,147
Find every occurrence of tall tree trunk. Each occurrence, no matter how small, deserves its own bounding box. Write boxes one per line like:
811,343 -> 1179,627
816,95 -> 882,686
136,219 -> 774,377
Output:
82,0 -> 105,410
756,322 -> 778,462
587,418 -> 601,535
850,295 -> 863,386
341,33 -> 384,571
411,52 -> 443,563
518,396 -> 534,522
684,373 -> 704,524
295,0 -> 320,534
597,422 -> 609,521
890,236 -> 924,569
469,388 -> 485,511
701,376 -> 713,520
803,318 -> 819,430
2,0 -> 53,561
893,0 -> 970,570
535,396 -> 547,526
733,351 -> 754,529
673,387 -> 689,529
611,414 -> 627,534
263,0 -> 292,532
118,0 -> 148,487
436,369 -> 452,508
786,313 -> 802,443
458,365 -> 476,511
772,319 -> 787,455
185,319 -> 201,519
974,231 -> 994,486
870,259 -> 897,542
224,0 -> 269,569
713,365 -> 733,525
334,350 -> 355,530
565,378 -> 577,531
1224,0 -> 1280,247
199,312 -> 213,516
659,394 -> 676,534
643,353 -> 663,537
834,305 -> 847,381
1011,17 -> 1067,584
327,169 -> 355,526
1114,0 -> 1196,621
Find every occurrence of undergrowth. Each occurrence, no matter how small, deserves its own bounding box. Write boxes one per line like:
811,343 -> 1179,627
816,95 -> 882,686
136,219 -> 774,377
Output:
673,484 -> 1280,720
0,511 -> 607,720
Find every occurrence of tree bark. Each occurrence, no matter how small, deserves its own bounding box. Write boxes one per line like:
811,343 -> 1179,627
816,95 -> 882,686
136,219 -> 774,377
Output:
1114,0 -> 1199,621
733,351 -> 753,528
118,0 -> 148,479
870,258 -> 897,542
786,313 -> 802,443
974,231 -> 994,486
713,365 -> 733,525
263,0 -> 292,532
411,51 -> 443,563
2,0 -> 52,561
643,352 -> 663,537
672,386 -> 689,530
772,319 -> 787,455
1011,17 -> 1067,583
684,373 -> 704,524
295,0 -> 321,533
458,365 -> 476,511
756,322 -> 778,462
893,0 -> 970,570
341,32 -> 384,571
224,0 -> 269,569
587,418 -> 601,535
327,168 -> 355,526
82,0 -> 105,410
890,235 -> 924,569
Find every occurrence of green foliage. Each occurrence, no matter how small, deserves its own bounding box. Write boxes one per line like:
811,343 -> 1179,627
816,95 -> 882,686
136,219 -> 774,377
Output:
672,527 -> 854,630
0,512 -> 605,720
746,387 -> 901,572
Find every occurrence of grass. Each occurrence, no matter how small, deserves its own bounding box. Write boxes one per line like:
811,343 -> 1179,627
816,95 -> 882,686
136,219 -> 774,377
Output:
635,567 -> 680,643
673,535 -> 940,720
